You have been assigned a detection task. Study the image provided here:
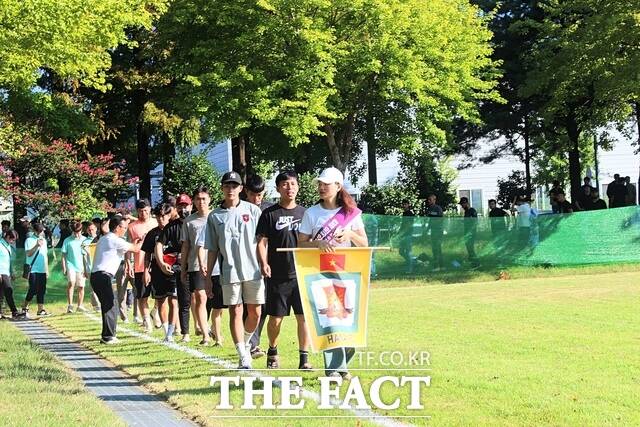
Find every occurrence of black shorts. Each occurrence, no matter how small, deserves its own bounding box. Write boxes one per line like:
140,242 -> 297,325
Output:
188,272 -> 206,292
151,270 -> 177,299
266,277 -> 303,317
208,275 -> 227,309
134,272 -> 152,299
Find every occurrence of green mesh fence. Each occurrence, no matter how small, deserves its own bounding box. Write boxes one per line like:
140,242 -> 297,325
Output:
364,206 -> 640,277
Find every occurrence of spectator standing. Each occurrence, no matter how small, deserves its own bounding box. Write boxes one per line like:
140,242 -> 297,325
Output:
589,189 -> 607,210
424,194 -> 444,271
625,176 -> 636,206
488,199 -> 508,236
549,181 -> 563,214
21,222 -> 49,317
459,197 -> 479,268
398,199 -> 415,273
61,221 -> 88,313
0,230 -> 24,319
556,192 -> 574,213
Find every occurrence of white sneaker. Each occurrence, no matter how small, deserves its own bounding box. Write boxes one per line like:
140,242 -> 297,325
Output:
181,334 -> 190,343
134,316 -> 142,324
100,337 -> 119,345
239,354 -> 252,369
76,306 -> 87,313
66,305 -> 74,314
163,335 -> 175,343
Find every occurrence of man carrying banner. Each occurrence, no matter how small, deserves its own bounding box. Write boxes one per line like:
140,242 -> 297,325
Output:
298,167 -> 368,380
256,171 -> 312,370
205,171 -> 264,369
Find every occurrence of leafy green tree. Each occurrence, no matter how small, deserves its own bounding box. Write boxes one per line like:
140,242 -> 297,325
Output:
160,0 -> 501,177
162,151 -> 223,203
0,0 -> 165,90
496,170 -> 527,210
521,0 -> 637,201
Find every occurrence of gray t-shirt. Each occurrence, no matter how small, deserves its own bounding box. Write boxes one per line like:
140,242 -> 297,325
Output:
204,200 -> 262,285
181,213 -> 207,272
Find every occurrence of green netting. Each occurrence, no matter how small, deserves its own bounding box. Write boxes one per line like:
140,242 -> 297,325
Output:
364,206 -> 640,277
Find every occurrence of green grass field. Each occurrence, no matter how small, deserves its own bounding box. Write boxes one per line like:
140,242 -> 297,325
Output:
0,321 -> 125,427
5,252 -> 640,426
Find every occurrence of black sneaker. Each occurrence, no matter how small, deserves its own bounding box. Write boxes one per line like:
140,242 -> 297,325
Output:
12,311 -> 26,320
37,309 -> 50,316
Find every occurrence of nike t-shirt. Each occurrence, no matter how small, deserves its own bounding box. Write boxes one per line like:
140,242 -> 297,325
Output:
256,203 -> 306,280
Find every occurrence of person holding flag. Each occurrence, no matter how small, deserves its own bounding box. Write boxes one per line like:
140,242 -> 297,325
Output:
298,167 -> 368,380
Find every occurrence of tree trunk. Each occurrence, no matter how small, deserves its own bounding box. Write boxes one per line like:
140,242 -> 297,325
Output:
161,134 -> 175,199
134,91 -> 151,201
566,114 -> 581,205
231,135 -> 248,181
523,116 -> 532,197
365,113 -> 378,185
324,113 -> 356,175
635,101 -> 640,204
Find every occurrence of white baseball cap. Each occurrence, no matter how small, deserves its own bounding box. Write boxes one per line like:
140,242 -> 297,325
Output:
316,167 -> 344,185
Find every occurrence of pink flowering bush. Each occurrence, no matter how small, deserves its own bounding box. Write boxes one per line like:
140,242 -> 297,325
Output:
1,138 -> 135,219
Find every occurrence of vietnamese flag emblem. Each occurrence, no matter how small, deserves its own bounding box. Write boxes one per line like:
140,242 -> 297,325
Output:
320,253 -> 346,271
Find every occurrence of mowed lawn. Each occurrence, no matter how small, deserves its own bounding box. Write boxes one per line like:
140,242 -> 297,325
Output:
0,321 -> 125,427
7,266 -> 640,426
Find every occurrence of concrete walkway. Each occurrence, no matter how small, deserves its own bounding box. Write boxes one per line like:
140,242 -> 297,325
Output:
14,320 -> 197,427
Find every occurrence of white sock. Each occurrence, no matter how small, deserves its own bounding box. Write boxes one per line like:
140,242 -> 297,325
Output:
162,323 -> 168,334
235,342 -> 247,358
244,331 -> 254,347
166,323 -> 175,339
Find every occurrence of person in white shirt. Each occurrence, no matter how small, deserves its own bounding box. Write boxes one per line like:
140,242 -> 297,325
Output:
91,215 -> 142,344
298,167 -> 368,380
21,222 -> 50,317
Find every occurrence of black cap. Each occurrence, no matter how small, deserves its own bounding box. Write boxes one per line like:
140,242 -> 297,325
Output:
459,197 -> 469,204
221,171 -> 242,185
135,198 -> 150,209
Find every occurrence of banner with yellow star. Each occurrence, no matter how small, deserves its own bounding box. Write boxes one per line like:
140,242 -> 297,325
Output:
292,248 -> 373,352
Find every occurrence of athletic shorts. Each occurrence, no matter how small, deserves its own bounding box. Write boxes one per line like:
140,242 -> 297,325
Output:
66,270 -> 86,288
222,279 -> 265,306
151,271 -> 177,299
188,271 -> 206,292
266,277 -> 303,316
208,275 -> 228,309
134,272 -> 152,299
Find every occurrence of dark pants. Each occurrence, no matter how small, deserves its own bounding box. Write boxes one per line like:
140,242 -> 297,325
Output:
431,234 -> 443,268
243,303 -> 267,349
0,275 -> 18,314
464,233 -> 477,262
176,272 -> 190,335
324,347 -> 356,375
25,272 -> 47,305
91,272 -> 118,341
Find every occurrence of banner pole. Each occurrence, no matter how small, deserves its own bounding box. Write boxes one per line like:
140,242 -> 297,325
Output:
276,246 -> 390,252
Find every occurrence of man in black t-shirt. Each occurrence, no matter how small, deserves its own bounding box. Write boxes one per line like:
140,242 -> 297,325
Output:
154,198 -> 189,342
399,200 -> 415,273
256,171 -> 312,370
142,203 -> 173,337
425,194 -> 444,270
556,192 -> 574,213
488,199 -> 508,235
459,197 -> 479,267
588,189 -> 607,210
